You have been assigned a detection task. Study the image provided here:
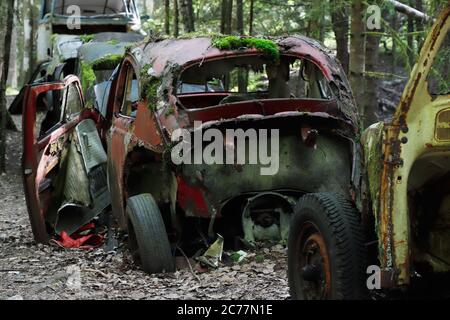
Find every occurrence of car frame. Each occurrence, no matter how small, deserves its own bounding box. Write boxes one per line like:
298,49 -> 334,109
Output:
22,34 -> 364,288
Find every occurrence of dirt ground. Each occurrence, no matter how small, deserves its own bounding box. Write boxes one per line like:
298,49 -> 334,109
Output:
0,104 -> 290,301
2,96 -> 447,301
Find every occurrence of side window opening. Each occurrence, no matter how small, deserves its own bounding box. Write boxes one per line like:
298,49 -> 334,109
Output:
37,82 -> 83,138
120,66 -> 139,117
52,0 -> 135,16
63,83 -> 83,122
38,88 -> 65,138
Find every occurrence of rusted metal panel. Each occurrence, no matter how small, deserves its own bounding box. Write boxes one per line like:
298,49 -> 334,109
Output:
377,6 -> 450,286
107,34 -> 362,252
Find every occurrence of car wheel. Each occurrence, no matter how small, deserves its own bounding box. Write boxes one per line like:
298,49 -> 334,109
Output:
127,194 -> 175,274
288,193 -> 366,300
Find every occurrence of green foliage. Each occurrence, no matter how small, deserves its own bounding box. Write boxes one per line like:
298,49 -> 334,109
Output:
165,105 -> 175,117
140,64 -> 152,78
80,61 -> 96,92
140,63 -> 162,110
141,75 -> 162,111
178,31 -> 223,40
125,44 -> 134,54
212,36 -> 280,61
79,34 -> 95,43
92,54 -> 124,70
255,255 -> 265,263
106,39 -> 120,45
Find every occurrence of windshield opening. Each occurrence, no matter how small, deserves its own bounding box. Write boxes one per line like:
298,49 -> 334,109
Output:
44,0 -> 137,18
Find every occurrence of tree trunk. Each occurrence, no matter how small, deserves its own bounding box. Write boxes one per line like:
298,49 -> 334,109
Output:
364,30 -> 381,127
236,0 -> 244,35
23,0 -> 31,83
180,0 -> 195,33
180,0 -> 188,32
9,2 -> 18,89
220,0 -> 233,35
187,0 -> 195,32
164,0 -> 170,35
307,1 -> 323,42
225,0 -> 233,35
249,0 -> 254,36
17,0 -> 25,87
349,0 -> 366,127
174,0 -> 179,37
236,0 -> 246,92
29,0 -> 38,80
0,0 -> 16,173
221,0 -> 227,34
331,0 -> 350,74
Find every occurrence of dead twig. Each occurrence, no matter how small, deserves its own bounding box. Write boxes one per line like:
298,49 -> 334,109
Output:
176,245 -> 202,284
83,268 -> 110,279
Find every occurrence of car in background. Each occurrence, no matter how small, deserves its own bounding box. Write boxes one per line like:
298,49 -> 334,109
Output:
37,32 -> 144,136
9,0 -> 143,115
38,0 -> 143,64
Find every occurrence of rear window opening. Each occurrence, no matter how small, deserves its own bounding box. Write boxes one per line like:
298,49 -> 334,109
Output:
176,55 -> 333,110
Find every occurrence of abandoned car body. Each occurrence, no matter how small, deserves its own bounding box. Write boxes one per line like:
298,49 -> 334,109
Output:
22,34 -> 365,290
12,32 -> 144,138
38,0 -> 143,63
286,6 -> 450,299
362,7 -> 450,290
9,0 -> 143,115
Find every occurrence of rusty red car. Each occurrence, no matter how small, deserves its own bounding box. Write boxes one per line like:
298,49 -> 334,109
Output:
22,35 -> 365,296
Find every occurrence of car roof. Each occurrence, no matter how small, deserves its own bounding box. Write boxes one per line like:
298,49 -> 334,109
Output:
132,35 -> 359,127
78,33 -> 145,64
138,36 -> 342,82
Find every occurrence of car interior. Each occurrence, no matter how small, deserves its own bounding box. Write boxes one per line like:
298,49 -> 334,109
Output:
176,55 -> 333,110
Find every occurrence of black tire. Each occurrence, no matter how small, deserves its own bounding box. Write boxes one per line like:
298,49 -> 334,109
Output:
288,193 -> 366,300
127,194 -> 175,274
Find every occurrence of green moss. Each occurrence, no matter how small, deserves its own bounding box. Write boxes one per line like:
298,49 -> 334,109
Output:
51,33 -> 59,44
255,255 -> 265,264
106,39 -> 120,45
92,54 -> 124,70
80,61 -> 97,92
142,77 -> 162,111
80,34 -> 95,43
165,105 -> 175,117
140,64 -> 152,78
140,63 -> 162,111
178,31 -> 223,40
212,36 -> 280,61
124,44 -> 134,54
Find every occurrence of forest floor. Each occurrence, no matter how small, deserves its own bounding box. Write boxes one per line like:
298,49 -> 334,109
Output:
2,92 -> 448,300
0,98 -> 290,300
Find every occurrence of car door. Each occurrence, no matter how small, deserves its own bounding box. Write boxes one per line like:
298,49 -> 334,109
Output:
9,60 -> 51,115
106,57 -> 164,228
22,75 -> 107,243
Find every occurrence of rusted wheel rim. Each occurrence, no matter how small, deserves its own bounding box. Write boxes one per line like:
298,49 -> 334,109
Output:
297,223 -> 331,299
